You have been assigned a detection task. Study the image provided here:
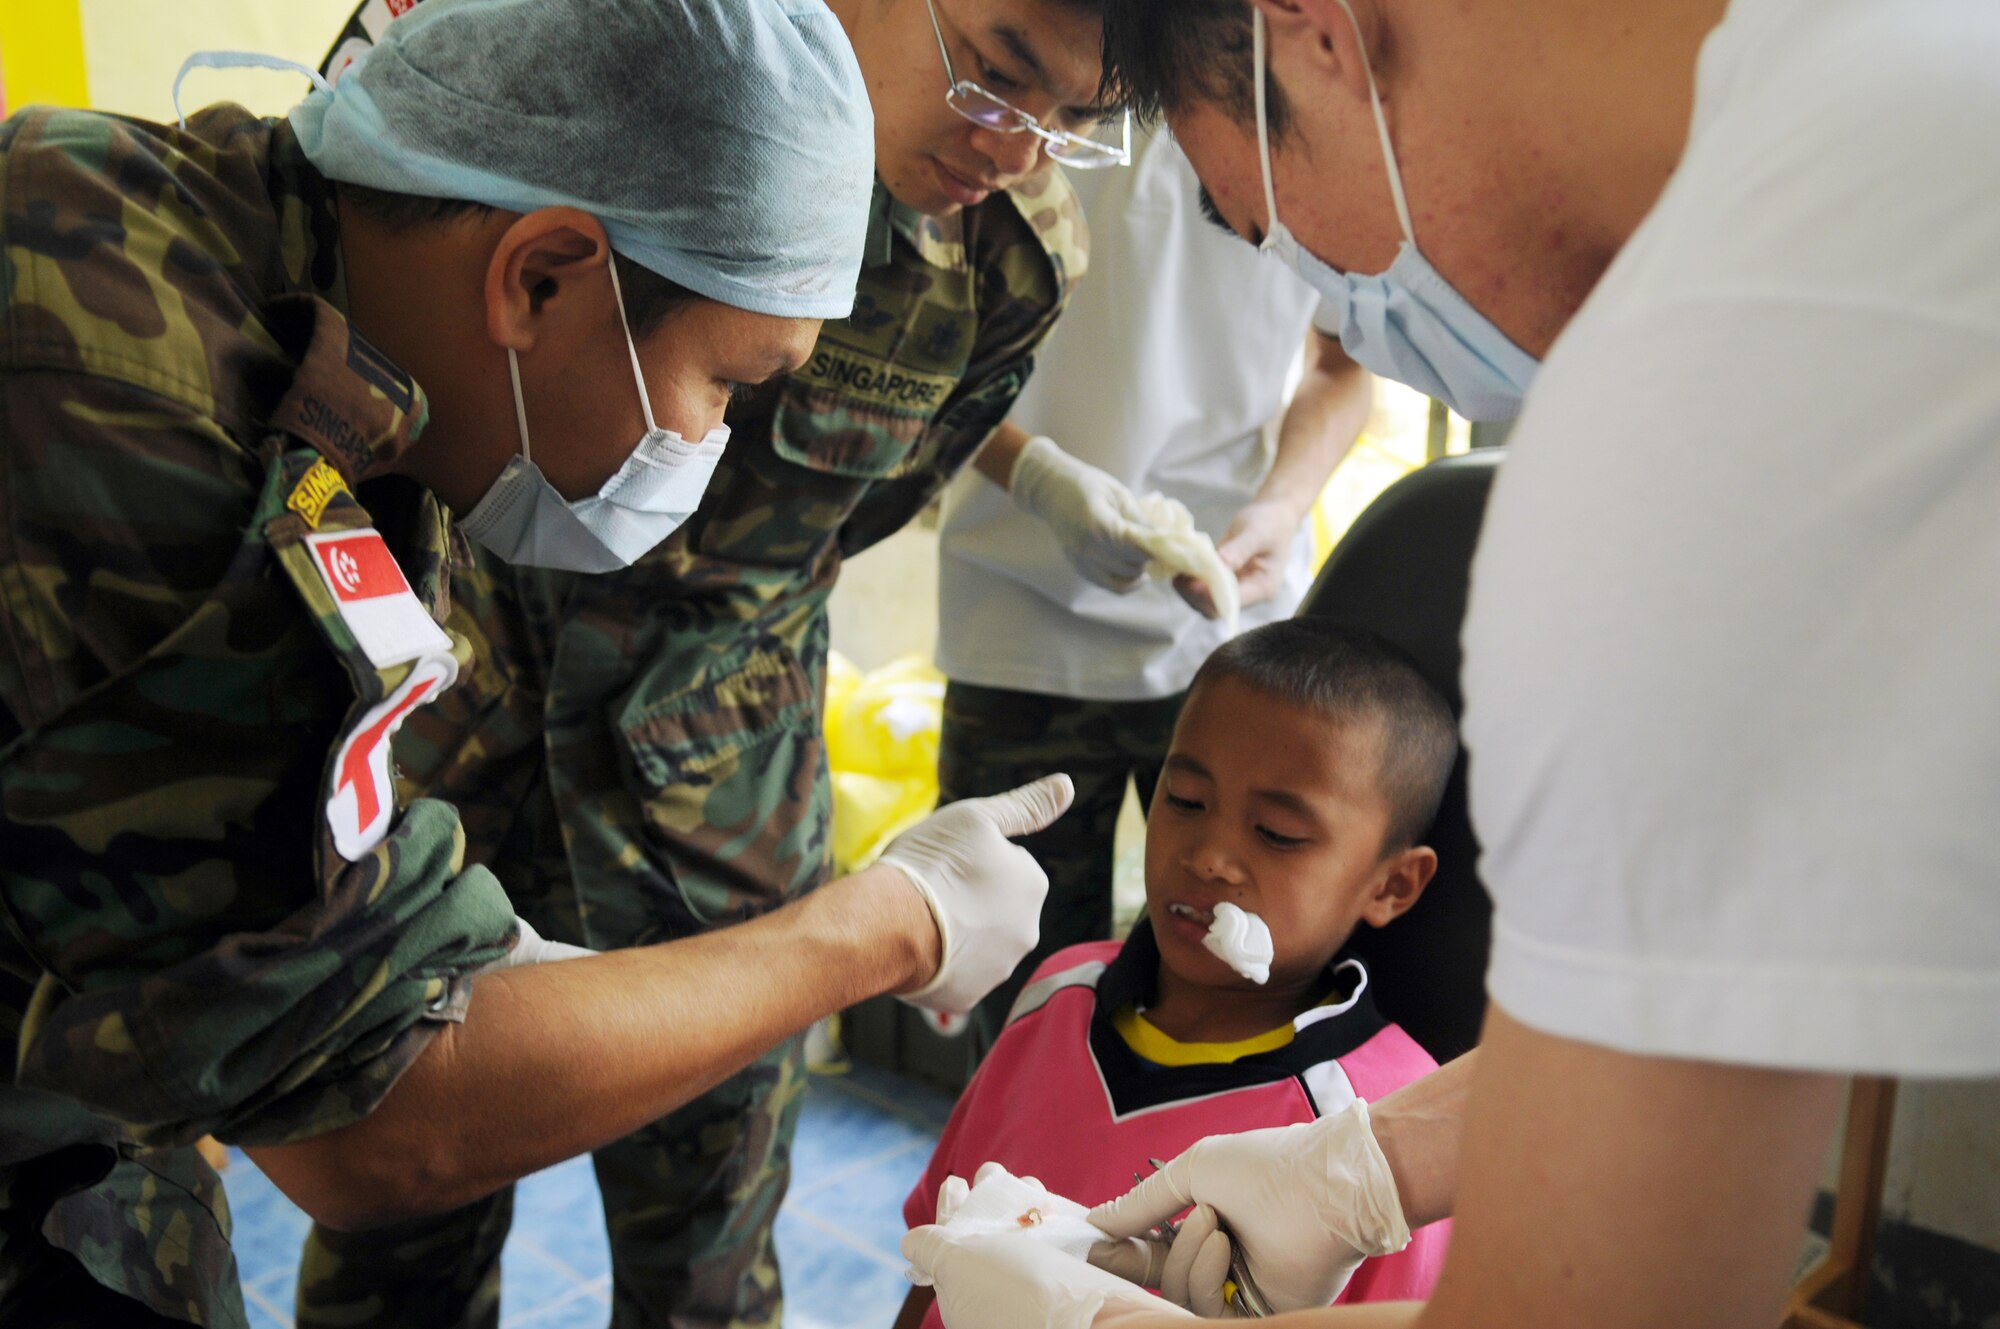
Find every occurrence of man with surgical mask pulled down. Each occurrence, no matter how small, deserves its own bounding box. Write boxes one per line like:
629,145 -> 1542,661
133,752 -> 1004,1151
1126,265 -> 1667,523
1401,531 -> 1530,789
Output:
0,2 -> 1078,1325
903,0 -> 2000,1325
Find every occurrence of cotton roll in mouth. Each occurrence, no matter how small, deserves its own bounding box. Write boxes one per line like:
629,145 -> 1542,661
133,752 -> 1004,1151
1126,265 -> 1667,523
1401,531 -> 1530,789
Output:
1201,902 -> 1273,984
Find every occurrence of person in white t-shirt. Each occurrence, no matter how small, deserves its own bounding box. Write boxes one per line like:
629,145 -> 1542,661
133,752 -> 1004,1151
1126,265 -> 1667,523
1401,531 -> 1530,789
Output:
900,0 -> 2000,1325
940,121 -> 1371,1041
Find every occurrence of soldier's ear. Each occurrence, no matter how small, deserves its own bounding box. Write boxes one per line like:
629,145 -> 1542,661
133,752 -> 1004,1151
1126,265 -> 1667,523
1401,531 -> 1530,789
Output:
483,208 -> 613,353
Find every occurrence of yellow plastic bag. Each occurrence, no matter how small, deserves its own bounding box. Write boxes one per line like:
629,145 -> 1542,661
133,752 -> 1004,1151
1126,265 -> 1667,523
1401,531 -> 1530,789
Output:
830,771 -> 936,873
827,655 -> 945,780
824,653 -> 944,873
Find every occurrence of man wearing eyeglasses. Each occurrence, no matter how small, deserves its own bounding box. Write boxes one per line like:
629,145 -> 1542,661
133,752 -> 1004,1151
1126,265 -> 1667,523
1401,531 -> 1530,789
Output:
296,2 -> 1121,1327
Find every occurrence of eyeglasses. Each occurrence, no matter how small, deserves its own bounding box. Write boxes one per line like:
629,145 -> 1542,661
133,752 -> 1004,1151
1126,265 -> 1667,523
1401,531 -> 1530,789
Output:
922,0 -> 1130,169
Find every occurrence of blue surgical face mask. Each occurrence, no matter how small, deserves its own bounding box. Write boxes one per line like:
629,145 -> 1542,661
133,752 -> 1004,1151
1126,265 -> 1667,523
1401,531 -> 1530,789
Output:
1252,8 -> 1538,421
457,262 -> 728,573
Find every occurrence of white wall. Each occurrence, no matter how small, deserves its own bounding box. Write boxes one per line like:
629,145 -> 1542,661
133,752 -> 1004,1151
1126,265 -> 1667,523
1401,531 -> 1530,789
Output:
827,519 -> 940,674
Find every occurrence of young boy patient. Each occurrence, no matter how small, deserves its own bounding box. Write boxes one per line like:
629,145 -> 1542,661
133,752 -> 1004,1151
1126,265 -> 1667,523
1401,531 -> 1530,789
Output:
895,620 -> 1459,1326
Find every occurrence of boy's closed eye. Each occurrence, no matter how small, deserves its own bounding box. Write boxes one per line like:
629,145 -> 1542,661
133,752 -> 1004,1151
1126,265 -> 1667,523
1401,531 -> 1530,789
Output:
1162,785 -> 1312,849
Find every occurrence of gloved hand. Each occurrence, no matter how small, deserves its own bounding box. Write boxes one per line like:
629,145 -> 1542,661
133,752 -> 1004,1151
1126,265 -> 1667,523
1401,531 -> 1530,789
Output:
1009,435 -> 1154,592
903,1223 -> 1191,1329
1173,499 -> 1301,618
1083,1207 -> 1236,1316
883,775 -> 1075,1015
1088,1100 -> 1410,1313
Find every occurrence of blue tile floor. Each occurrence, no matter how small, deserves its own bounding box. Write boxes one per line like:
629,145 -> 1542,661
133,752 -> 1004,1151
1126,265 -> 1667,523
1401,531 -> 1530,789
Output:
225,1062 -> 956,1329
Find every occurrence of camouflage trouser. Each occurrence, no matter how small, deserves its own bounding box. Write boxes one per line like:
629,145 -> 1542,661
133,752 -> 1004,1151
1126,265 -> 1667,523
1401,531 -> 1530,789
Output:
0,1140 -> 246,1329
296,1034 -> 807,1329
936,681 -> 1186,1044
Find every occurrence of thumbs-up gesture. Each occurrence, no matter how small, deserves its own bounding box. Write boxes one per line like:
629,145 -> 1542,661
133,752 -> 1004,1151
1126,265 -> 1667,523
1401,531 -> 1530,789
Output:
881,775 -> 1075,1015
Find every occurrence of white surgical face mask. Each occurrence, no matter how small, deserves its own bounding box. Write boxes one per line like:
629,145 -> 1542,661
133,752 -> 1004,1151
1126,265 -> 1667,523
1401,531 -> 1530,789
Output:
457,261 -> 728,573
1253,7 -> 1538,421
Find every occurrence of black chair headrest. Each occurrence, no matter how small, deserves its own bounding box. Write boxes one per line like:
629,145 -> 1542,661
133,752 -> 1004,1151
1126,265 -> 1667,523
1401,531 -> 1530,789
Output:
1297,450 -> 1503,1063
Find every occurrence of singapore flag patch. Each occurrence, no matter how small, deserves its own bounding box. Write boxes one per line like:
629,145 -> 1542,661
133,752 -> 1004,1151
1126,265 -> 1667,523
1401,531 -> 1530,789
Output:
326,652 -> 458,861
304,529 -> 453,669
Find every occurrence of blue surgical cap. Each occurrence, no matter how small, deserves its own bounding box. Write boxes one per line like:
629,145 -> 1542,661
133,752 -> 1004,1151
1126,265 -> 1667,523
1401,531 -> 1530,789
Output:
292,0 -> 875,319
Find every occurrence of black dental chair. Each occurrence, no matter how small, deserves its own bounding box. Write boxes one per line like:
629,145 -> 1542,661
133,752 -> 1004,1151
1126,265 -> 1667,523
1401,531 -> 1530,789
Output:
1296,448 -> 1504,1065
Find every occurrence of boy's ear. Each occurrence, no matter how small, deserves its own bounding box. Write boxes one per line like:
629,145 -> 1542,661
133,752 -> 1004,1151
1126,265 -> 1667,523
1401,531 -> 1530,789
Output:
1359,845 -> 1437,928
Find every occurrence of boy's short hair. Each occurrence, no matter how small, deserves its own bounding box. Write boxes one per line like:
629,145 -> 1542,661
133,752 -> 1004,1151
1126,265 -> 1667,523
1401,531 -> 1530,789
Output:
1191,619 -> 1459,851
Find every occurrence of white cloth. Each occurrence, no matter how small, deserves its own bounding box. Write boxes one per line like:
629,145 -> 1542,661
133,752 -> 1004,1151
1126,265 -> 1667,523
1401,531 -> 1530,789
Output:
1201,903 -> 1272,984
1464,0 -> 2000,1076
913,1163 -> 1107,1278
905,1162 -> 1182,1329
936,124 -> 1322,701
1129,493 -> 1241,633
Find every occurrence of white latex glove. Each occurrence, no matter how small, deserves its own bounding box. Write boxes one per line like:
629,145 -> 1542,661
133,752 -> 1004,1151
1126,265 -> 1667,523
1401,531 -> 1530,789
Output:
1088,1100 -> 1411,1313
1157,1205 -> 1238,1317
1082,1210 -> 1234,1316
904,1224 -> 1191,1329
884,774 -> 1075,1015
492,915 -> 597,970
1009,435 -> 1154,592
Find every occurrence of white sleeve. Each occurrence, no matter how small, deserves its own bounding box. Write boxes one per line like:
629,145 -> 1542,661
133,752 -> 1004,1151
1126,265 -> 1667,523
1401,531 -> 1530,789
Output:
1461,296 -> 2000,1078
493,915 -> 597,969
1461,0 -> 2000,1077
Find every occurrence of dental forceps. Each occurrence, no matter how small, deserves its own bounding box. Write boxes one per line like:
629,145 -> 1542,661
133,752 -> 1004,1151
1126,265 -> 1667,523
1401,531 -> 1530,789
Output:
1135,1158 -> 1275,1317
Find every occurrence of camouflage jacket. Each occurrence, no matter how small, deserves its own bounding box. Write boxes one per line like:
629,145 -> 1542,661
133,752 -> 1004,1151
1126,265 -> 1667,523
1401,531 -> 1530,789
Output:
396,176 -> 1089,950
0,105 -> 513,1325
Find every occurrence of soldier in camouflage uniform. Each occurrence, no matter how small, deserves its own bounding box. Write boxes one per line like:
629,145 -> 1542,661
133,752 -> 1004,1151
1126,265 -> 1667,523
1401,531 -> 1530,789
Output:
298,0 -> 1112,1325
0,101 -> 518,1328
0,6 -> 1039,1325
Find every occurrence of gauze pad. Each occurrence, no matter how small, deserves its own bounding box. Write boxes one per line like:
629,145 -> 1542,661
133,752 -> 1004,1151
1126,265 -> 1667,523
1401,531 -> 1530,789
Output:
1202,902 -> 1273,984
1130,493 -> 1240,632
906,1162 -> 1106,1287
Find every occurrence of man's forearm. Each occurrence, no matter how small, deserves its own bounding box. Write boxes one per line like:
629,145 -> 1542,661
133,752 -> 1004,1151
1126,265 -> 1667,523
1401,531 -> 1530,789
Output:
1370,1051 -> 1474,1230
1259,333 -> 1371,521
250,864 -> 933,1228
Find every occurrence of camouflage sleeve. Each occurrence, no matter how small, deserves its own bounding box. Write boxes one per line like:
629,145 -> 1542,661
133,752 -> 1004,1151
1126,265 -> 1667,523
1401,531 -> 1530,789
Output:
833,166 -> 1090,557
956,163 -> 1091,413
0,369 -> 513,1148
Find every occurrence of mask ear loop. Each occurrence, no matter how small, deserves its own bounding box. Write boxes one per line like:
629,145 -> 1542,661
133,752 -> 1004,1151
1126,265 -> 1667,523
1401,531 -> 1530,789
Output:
173,51 -> 333,129
1253,10 -> 1285,254
506,349 -> 533,465
1252,4 -> 1418,250
1330,0 -> 1418,245
605,258 -> 661,435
